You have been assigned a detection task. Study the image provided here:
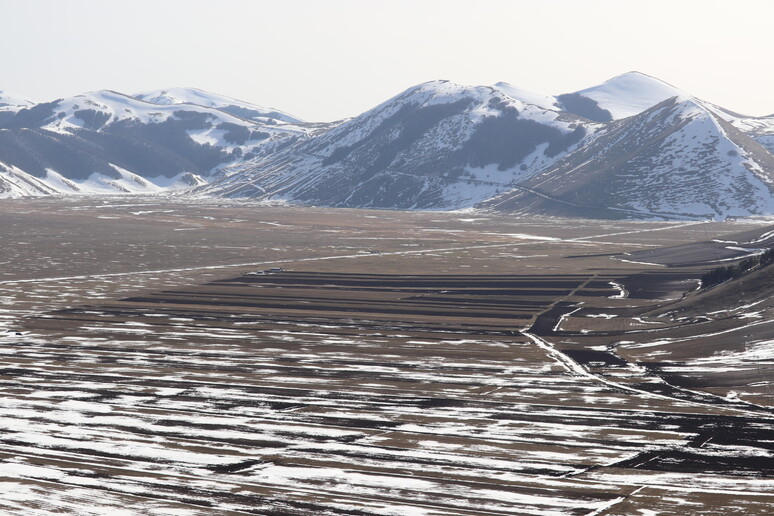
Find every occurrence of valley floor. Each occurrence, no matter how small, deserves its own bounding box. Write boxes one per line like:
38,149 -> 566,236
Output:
1,198 -> 773,515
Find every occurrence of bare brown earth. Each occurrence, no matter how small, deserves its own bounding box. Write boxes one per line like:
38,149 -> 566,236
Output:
1,198 -> 774,515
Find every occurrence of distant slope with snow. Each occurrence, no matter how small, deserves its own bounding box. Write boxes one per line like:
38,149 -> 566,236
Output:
133,87 -> 303,124
2,74 -> 774,218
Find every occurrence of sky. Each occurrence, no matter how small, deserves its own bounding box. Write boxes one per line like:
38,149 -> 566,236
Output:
1,0 -> 772,122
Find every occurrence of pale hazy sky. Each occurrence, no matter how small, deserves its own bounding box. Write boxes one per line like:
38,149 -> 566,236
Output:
2,0 -> 772,121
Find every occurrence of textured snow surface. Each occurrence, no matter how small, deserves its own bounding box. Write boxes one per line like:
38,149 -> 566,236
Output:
569,71 -> 688,119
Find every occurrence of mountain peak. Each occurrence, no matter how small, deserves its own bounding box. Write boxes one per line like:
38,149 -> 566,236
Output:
596,71 -> 684,96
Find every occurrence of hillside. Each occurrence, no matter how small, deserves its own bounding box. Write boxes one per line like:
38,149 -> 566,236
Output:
194,80 -> 596,209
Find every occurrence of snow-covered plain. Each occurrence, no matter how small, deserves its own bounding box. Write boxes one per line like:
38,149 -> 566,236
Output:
1,201 -> 773,515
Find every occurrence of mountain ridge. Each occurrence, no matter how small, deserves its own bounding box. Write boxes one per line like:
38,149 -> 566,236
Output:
2,73 -> 774,220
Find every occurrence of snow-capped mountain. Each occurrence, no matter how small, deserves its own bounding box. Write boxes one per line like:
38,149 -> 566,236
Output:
195,74 -> 774,218
194,80 -> 596,209
133,87 -> 302,124
0,89 -> 310,198
482,96 -> 774,219
2,73 -> 774,219
553,71 -> 774,158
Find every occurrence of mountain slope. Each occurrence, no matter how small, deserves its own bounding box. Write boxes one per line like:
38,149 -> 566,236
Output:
482,97 -> 774,219
194,80 -> 596,209
707,105 -> 774,155
0,163 -> 59,198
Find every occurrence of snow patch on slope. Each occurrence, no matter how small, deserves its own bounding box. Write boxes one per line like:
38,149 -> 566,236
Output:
0,90 -> 36,111
44,90 -> 215,129
134,87 -> 302,123
623,101 -> 774,218
493,83 -> 559,111
0,164 -> 59,198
